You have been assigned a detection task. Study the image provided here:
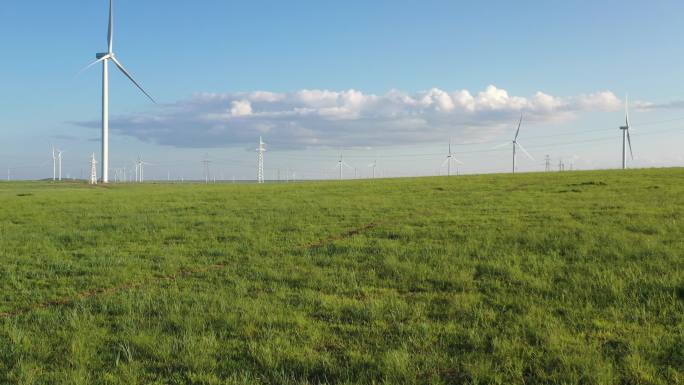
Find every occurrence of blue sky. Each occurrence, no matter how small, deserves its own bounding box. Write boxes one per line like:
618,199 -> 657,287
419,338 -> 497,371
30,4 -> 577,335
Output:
1,0 -> 683,180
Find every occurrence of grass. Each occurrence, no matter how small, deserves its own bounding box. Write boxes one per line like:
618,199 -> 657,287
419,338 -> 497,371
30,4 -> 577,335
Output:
0,168 -> 682,384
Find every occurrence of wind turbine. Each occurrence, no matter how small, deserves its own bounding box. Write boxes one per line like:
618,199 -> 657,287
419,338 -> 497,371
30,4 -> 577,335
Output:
57,150 -> 64,181
494,114 -> 534,173
51,146 -> 64,181
51,146 -> 58,181
441,138 -> 463,176
135,156 -> 152,182
368,158 -> 378,179
82,0 -> 155,183
619,96 -> 634,169
336,152 -> 353,180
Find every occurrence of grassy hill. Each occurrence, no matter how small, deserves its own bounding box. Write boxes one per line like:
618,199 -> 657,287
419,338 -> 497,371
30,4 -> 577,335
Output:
0,169 -> 682,384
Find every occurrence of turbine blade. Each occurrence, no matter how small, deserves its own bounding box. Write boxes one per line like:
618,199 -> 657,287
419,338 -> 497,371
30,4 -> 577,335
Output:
108,0 -> 114,53
627,130 -> 634,160
517,142 -> 535,161
493,142 -> 511,150
342,161 -> 354,170
78,57 -> 106,75
441,158 -> 450,167
625,94 -> 630,128
514,113 -> 523,141
453,158 -> 464,165
110,57 -> 156,103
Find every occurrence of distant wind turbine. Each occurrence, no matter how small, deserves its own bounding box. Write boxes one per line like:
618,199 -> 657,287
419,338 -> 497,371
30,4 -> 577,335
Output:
494,114 -> 534,173
51,145 -> 58,181
51,146 -> 65,181
619,96 -> 634,169
57,149 -> 64,181
82,0 -> 155,183
135,156 -> 152,182
441,138 -> 463,176
368,158 -> 378,179
336,152 -> 353,180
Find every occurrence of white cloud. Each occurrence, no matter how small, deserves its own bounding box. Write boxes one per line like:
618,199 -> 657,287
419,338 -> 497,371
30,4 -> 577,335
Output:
575,91 -> 622,111
230,100 -> 253,117
76,85 -> 626,149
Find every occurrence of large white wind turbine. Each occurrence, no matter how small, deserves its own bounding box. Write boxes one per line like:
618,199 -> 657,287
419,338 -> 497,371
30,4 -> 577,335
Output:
82,0 -> 155,183
441,138 -> 463,176
619,96 -> 634,169
494,114 -> 534,173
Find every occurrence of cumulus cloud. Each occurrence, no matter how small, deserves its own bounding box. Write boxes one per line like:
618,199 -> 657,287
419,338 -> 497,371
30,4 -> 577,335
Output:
230,100 -> 253,117
75,85 -> 625,149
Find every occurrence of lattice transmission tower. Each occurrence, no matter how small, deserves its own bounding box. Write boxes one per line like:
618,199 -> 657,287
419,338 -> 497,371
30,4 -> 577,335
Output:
89,153 -> 98,185
257,137 -> 266,184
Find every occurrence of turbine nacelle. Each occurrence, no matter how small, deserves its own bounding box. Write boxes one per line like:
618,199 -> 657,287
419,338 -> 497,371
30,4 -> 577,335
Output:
96,52 -> 113,59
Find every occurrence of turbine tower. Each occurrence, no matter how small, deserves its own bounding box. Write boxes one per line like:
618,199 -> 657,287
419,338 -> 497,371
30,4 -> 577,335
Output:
441,138 -> 463,176
495,114 -> 534,173
257,137 -> 266,184
619,96 -> 634,169
83,0 -> 155,183
89,153 -> 98,185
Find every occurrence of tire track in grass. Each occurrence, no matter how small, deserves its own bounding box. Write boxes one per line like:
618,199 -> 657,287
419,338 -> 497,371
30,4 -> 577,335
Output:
0,221 -> 381,319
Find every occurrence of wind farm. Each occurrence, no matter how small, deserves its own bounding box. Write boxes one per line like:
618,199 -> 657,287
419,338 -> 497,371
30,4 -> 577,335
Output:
1,1 -> 683,384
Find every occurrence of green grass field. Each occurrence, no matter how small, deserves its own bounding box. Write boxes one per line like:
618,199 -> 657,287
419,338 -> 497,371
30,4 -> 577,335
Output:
0,169 -> 682,385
